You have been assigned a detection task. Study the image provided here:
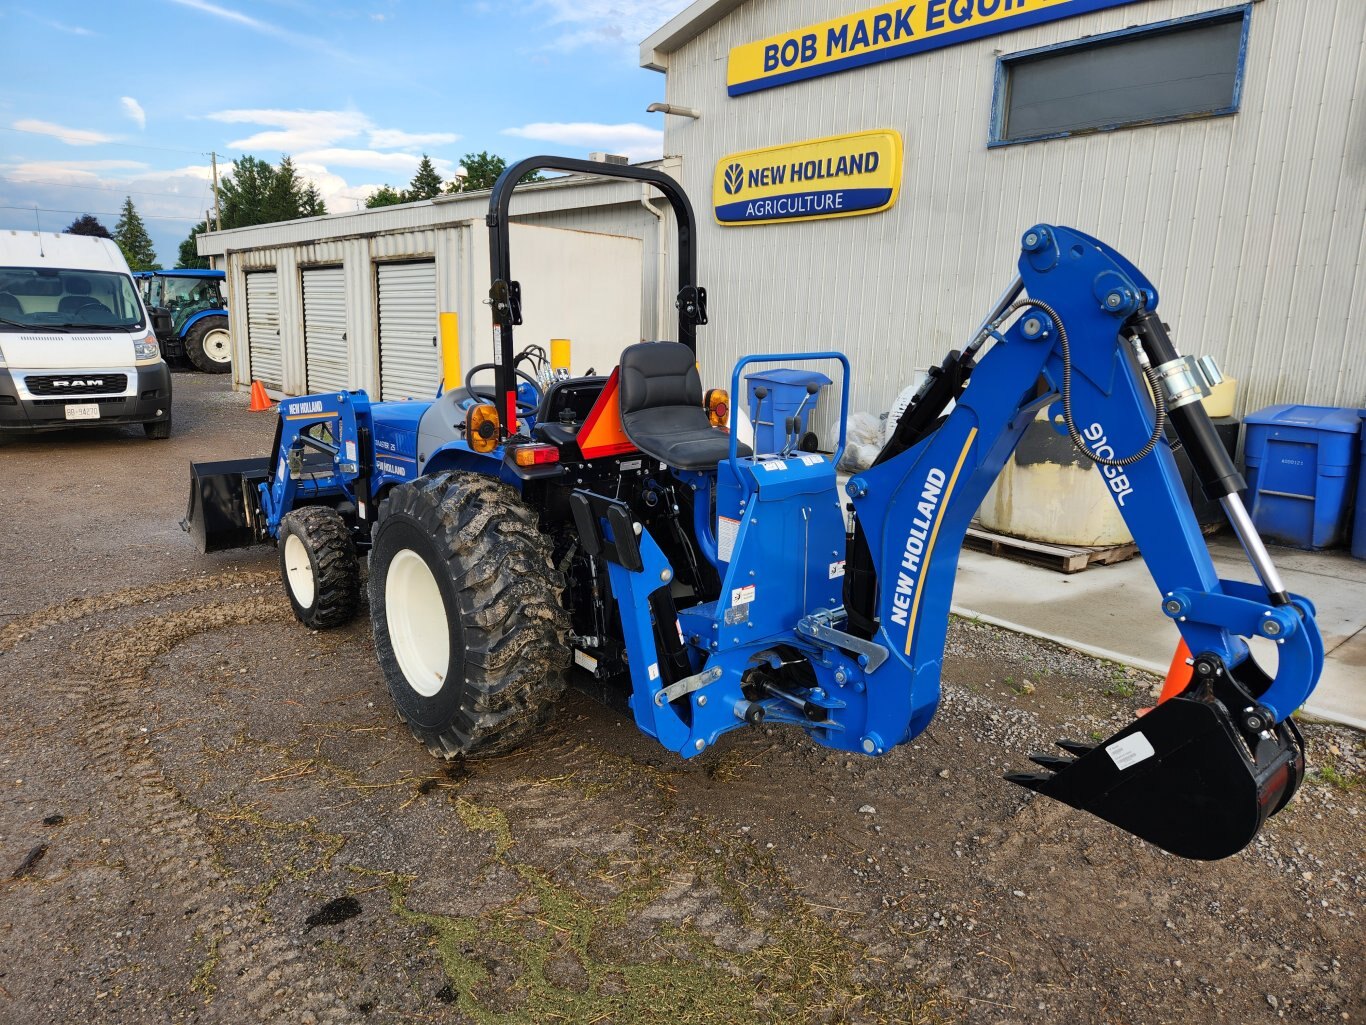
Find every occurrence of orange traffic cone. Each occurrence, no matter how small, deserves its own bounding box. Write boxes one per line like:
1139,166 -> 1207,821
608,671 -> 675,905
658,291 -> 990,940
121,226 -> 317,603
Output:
1159,639 -> 1194,703
248,381 -> 273,412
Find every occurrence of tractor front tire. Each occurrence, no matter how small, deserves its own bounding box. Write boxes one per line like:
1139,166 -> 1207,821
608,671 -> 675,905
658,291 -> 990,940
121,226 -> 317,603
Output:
185,315 -> 232,374
278,506 -> 360,629
369,472 -> 569,759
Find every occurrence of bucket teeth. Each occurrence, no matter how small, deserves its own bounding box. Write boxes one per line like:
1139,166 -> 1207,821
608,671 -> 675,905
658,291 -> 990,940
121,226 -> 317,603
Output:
1002,772 -> 1051,793
1055,739 -> 1094,757
1028,753 -> 1075,771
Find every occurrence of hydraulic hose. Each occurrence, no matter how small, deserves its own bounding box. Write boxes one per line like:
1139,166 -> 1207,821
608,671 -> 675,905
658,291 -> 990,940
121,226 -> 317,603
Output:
992,298 -> 1168,468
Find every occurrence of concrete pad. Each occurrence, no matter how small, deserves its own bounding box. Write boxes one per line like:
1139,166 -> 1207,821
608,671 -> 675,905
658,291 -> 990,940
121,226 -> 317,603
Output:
950,535 -> 1366,730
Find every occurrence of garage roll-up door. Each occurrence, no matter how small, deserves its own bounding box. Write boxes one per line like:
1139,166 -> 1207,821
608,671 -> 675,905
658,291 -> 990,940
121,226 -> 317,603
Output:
302,267 -> 347,393
245,271 -> 281,391
377,261 -> 438,401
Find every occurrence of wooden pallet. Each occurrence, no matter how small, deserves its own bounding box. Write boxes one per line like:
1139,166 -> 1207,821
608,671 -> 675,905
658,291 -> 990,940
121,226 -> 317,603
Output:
963,524 -> 1140,574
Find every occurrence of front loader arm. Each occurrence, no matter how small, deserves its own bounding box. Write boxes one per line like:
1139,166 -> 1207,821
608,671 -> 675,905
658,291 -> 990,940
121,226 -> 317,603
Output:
848,223 -> 1321,859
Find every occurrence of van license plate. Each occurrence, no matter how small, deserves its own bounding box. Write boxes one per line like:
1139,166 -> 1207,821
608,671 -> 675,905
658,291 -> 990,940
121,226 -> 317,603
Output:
65,404 -> 100,420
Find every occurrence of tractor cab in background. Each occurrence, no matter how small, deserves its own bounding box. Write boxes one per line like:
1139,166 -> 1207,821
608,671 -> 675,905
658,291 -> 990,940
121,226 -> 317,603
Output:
138,268 -> 231,374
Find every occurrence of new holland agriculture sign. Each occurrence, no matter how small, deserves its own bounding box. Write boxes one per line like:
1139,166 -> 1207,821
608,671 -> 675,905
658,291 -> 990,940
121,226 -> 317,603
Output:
713,130 -> 903,226
727,0 -> 1144,96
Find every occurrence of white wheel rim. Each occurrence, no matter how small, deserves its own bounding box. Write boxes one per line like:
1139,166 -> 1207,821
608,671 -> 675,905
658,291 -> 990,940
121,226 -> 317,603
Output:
283,533 -> 316,609
385,548 -> 450,698
203,327 -> 232,364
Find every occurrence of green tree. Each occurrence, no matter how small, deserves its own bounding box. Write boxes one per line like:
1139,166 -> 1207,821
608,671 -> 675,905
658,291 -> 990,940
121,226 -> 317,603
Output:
114,197 -> 159,270
365,184 -> 405,209
299,181 -> 327,218
178,154 -> 327,264
218,155 -> 276,228
446,151 -> 543,193
64,214 -> 113,238
407,154 -> 444,201
177,221 -> 210,269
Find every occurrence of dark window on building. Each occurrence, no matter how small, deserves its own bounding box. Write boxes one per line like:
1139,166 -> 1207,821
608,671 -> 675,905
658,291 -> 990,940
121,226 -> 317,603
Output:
993,9 -> 1248,146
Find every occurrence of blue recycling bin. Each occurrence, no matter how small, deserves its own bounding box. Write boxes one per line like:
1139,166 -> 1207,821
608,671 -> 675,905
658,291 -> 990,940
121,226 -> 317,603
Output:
1243,404 -> 1361,550
1353,414 -> 1366,560
745,368 -> 831,455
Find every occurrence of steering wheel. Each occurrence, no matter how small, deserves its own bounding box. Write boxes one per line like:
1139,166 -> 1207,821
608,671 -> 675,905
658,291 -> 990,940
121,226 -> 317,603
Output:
463,363 -> 542,415
69,299 -> 109,322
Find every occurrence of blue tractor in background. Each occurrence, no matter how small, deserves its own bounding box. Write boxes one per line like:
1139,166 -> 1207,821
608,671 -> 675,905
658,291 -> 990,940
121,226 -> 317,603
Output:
184,157 -> 1324,861
137,268 -> 231,373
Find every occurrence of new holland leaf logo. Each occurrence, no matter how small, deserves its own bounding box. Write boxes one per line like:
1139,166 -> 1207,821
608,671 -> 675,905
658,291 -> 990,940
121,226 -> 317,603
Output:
723,163 -> 744,195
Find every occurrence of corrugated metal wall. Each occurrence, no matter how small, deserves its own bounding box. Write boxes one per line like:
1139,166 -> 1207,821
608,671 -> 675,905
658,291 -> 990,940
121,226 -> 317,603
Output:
660,0 -> 1366,419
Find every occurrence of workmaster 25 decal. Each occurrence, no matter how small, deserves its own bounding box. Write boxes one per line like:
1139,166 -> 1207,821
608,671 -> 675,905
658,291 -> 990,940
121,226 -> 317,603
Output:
713,129 -> 903,226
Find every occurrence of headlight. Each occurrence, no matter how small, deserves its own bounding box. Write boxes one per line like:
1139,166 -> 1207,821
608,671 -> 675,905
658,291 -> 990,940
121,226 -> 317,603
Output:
133,330 -> 160,362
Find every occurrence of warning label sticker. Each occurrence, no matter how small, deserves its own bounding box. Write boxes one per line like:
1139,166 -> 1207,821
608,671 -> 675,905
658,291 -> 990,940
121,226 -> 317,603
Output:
717,515 -> 740,562
731,584 -> 756,606
760,460 -> 787,472
800,454 -> 824,466
1106,732 -> 1156,771
828,560 -> 846,579
573,649 -> 599,674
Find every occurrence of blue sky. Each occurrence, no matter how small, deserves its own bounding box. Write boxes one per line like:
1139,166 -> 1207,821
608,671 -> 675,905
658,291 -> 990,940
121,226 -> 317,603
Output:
0,0 -> 691,264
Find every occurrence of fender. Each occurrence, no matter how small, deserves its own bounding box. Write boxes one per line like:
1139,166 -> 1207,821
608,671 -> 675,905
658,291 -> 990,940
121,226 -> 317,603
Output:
178,307 -> 227,338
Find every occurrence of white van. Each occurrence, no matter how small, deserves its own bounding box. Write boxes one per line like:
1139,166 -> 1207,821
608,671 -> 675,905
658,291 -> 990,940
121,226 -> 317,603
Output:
0,231 -> 172,438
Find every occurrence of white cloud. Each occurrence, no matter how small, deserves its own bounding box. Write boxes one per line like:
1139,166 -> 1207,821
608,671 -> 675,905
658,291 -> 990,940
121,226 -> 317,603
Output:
5,160 -> 150,176
367,128 -> 460,149
296,149 -> 454,176
503,122 -> 663,162
120,97 -> 146,131
534,1 -> 690,51
166,0 -> 352,59
208,108 -> 374,152
12,119 -> 115,146
37,17 -> 93,36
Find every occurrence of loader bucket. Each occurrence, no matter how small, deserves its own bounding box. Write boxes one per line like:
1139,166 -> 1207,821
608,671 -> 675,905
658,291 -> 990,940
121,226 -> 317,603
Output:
182,457 -> 271,553
1005,688 -> 1304,860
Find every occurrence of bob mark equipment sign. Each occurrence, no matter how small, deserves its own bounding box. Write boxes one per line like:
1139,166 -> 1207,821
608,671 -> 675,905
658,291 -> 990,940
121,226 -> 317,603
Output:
713,130 -> 903,226
728,0 -> 1143,96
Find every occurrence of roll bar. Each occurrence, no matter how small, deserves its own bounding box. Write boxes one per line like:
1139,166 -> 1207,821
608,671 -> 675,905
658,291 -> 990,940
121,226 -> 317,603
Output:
485,156 -> 707,437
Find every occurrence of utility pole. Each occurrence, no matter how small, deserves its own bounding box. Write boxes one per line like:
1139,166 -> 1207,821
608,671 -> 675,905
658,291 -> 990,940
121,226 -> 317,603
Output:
210,151 -> 222,232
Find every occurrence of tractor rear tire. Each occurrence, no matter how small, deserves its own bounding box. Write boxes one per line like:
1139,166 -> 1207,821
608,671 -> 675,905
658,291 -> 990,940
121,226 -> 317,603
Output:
185,315 -> 232,374
369,472 -> 569,759
278,506 -> 360,629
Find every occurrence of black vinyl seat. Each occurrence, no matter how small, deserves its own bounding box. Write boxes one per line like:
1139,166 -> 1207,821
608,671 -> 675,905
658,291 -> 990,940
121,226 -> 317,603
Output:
618,341 -> 750,471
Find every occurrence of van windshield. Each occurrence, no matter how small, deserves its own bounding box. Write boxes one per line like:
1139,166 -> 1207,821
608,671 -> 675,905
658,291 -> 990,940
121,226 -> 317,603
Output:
0,267 -> 146,332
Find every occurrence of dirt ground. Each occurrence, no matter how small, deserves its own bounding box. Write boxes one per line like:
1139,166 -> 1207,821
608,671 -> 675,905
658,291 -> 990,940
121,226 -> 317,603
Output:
0,372 -> 1361,1025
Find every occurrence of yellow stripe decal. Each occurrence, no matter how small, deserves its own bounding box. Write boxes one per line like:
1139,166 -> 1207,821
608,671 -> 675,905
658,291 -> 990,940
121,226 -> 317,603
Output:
904,427 -> 978,656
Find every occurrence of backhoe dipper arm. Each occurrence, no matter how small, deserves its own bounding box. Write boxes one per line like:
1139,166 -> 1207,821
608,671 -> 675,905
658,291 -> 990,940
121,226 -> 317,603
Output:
847,224 -> 1321,859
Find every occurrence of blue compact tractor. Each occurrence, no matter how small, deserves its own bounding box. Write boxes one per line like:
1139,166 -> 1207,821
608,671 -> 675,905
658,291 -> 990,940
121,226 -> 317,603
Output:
185,157 -> 1324,860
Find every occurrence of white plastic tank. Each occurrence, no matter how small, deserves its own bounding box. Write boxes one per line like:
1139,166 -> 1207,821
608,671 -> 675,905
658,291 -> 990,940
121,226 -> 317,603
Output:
978,408 -> 1134,546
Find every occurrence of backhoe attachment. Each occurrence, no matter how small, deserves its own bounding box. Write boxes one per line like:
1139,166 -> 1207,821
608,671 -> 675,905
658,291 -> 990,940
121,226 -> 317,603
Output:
846,224 -> 1322,859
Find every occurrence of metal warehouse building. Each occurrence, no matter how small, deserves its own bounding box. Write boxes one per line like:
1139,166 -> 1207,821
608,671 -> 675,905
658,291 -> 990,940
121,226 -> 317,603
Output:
201,0 -> 1364,420
639,0 -> 1366,418
198,169 -> 674,399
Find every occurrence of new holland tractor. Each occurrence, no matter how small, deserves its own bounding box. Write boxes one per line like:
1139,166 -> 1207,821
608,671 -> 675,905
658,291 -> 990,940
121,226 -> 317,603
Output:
185,157 -> 1323,861
137,269 -> 231,373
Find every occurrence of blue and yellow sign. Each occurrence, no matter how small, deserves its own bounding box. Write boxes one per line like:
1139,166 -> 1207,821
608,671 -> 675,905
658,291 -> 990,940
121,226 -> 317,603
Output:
713,129 -> 903,226
728,0 -> 1143,96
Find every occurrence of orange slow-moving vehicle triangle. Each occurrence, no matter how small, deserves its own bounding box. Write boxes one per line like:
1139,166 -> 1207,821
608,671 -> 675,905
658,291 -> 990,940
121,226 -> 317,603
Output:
577,367 -> 638,459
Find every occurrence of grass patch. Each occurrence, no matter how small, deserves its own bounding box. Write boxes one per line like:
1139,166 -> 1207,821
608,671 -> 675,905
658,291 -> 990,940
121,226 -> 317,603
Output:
1314,759 -> 1363,792
360,796 -> 951,1025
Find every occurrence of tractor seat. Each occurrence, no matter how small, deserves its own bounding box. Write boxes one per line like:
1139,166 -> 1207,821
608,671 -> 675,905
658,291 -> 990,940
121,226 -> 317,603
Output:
619,341 -> 750,471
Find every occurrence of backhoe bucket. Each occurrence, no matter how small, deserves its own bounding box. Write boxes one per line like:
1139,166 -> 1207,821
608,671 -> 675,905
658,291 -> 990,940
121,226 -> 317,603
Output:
1006,689 -> 1304,860
182,457 -> 271,553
